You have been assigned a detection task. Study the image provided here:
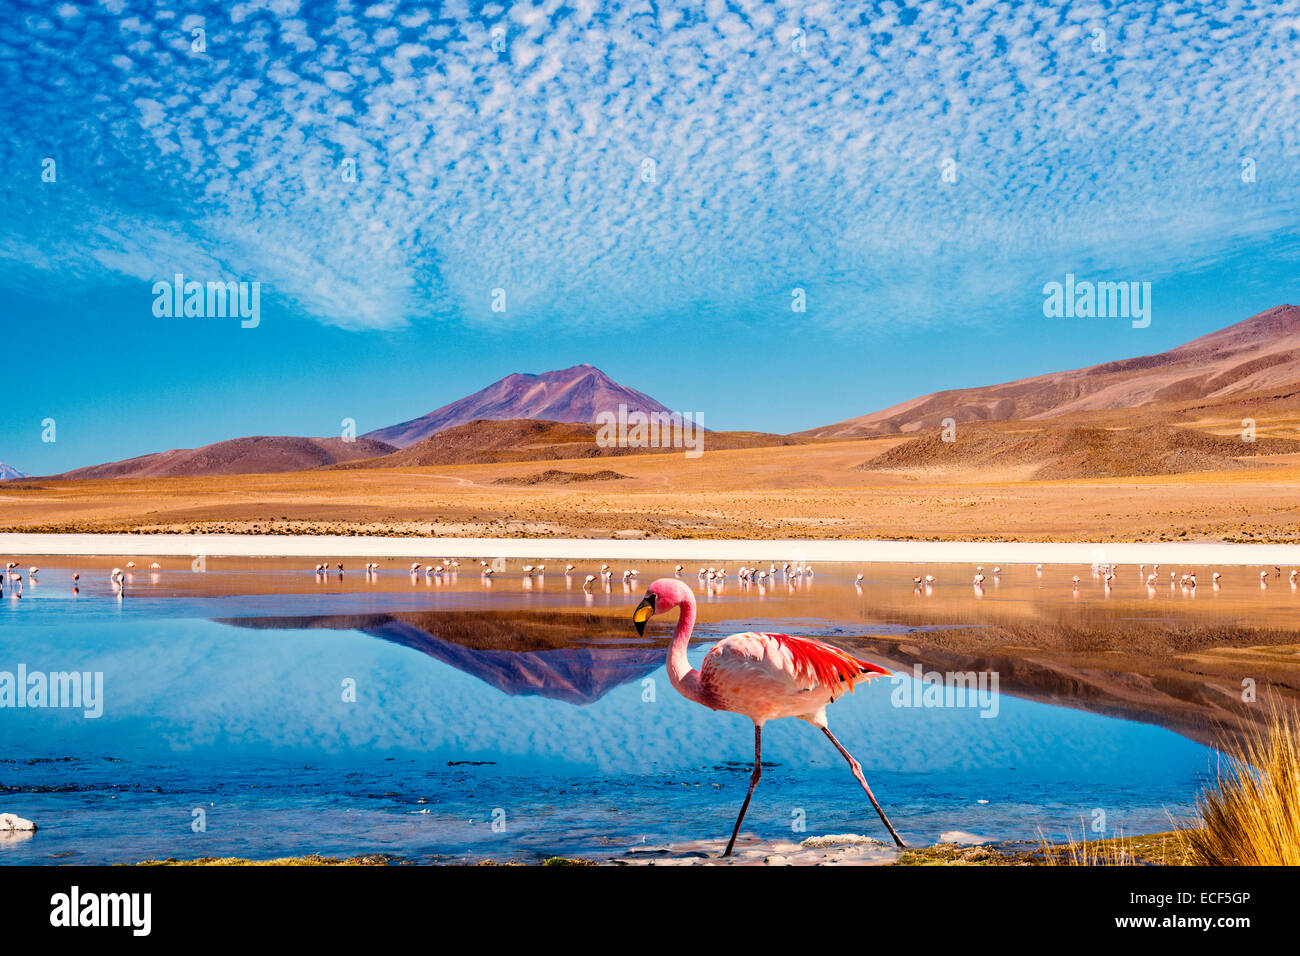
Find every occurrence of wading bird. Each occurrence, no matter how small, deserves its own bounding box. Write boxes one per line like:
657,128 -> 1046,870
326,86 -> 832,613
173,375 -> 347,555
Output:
632,578 -> 904,855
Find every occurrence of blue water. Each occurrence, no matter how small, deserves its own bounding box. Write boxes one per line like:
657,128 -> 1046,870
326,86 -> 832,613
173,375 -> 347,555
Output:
0,571 -> 1218,864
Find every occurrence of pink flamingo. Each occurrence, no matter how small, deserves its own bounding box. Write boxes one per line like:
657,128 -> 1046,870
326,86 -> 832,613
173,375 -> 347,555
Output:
632,578 -> 904,854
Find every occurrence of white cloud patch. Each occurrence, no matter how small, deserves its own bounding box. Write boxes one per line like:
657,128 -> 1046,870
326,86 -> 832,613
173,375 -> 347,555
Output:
1,0 -> 1298,331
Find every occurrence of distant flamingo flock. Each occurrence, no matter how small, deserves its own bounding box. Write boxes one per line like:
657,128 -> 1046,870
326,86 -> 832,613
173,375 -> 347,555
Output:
2,558 -> 1299,600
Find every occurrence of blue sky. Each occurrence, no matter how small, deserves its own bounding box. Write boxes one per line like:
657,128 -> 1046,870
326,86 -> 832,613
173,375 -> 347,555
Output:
2,0 -> 1299,473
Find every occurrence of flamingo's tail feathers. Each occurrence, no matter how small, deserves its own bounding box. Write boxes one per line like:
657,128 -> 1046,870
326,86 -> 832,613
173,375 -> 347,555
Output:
766,633 -> 891,694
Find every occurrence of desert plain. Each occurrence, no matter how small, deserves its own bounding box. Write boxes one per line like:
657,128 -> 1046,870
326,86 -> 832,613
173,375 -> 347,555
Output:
4,420 -> 1300,542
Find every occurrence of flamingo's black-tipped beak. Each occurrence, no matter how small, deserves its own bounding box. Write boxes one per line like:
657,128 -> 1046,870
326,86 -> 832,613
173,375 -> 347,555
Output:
632,593 -> 656,636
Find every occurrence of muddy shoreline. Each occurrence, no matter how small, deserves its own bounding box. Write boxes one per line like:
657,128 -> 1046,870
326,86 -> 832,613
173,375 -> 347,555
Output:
846,620 -> 1298,751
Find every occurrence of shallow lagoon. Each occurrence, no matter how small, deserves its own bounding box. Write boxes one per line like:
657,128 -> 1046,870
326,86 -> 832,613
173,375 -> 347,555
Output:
0,561 -> 1243,863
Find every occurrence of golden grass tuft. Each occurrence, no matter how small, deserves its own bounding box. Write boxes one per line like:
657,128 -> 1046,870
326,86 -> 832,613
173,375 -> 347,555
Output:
1183,706 -> 1300,865
1035,824 -> 1140,866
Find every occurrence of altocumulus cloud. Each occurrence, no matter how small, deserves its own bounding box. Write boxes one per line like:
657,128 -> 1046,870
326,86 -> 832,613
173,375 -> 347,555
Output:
0,0 -> 1297,331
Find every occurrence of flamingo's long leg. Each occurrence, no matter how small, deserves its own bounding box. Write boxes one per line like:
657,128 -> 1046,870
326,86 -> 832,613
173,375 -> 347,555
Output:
723,724 -> 763,857
821,726 -> 906,848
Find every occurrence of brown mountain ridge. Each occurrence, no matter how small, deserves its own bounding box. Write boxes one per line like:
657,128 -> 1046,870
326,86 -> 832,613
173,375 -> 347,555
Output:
362,363 -> 678,448
859,423 -> 1300,480
334,418 -> 805,469
53,436 -> 397,480
804,304 -> 1300,438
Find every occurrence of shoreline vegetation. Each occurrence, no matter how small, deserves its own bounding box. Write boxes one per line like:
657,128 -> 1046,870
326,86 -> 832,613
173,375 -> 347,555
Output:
131,832 -> 1194,867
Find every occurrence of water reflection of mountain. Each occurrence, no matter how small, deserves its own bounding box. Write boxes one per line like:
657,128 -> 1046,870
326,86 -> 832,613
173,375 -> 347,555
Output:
219,610 -> 663,705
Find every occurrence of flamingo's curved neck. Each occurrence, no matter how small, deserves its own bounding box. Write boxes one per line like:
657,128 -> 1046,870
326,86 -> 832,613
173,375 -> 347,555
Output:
667,593 -> 710,707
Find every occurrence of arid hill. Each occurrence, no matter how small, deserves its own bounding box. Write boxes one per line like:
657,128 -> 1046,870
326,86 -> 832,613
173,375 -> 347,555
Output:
53,436 -> 397,480
362,363 -> 679,448
805,304 -> 1300,438
0,462 -> 27,481
336,418 -> 804,468
859,423 -> 1300,479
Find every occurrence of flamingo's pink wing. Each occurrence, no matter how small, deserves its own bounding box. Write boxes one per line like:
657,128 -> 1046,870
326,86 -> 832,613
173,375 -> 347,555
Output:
757,633 -> 890,694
